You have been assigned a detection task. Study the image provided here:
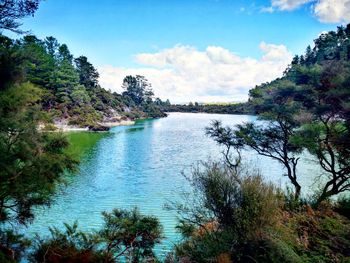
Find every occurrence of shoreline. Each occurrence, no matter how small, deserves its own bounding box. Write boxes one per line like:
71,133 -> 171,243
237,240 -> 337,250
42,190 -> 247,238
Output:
42,113 -> 169,132
40,119 -> 136,132
97,119 -> 135,128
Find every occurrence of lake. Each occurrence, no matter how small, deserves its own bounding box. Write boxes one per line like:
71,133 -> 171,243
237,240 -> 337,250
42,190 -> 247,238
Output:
26,113 -> 320,256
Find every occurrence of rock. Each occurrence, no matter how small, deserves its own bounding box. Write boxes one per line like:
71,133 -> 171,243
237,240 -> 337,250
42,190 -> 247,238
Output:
88,125 -> 109,131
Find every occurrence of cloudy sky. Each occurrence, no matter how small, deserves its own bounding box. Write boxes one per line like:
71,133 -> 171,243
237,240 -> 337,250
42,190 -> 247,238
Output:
17,0 -> 350,103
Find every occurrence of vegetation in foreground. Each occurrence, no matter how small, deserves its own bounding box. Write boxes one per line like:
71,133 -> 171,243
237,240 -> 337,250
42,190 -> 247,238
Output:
166,162 -> 350,263
31,208 -> 162,263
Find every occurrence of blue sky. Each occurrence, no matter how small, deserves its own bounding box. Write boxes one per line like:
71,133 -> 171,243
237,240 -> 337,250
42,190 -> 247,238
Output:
14,0 -> 347,102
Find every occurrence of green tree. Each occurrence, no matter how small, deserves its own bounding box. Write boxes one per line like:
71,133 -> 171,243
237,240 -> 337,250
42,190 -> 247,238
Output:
53,59 -> 80,106
248,24 -> 350,203
290,61 -> 350,203
209,80 -> 304,199
70,85 -> 90,107
32,208 -> 163,263
21,35 -> 56,90
170,161 -> 282,262
74,55 -> 99,90
122,75 -> 154,106
0,0 -> 40,33
0,34 -> 77,261
0,82 -> 77,225
44,36 -> 59,58
99,208 -> 163,262
57,43 -> 73,63
0,35 -> 24,90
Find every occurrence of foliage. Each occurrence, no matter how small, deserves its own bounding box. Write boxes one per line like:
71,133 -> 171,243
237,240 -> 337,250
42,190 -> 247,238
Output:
31,208 -> 163,263
122,75 -> 154,106
0,11 -> 80,260
172,161 -> 350,262
244,24 -> 350,203
0,230 -> 31,262
0,33 -> 166,129
0,82 -> 78,225
207,119 -> 303,199
170,161 -> 283,262
162,102 -> 252,115
74,55 -> 99,90
274,204 -> 350,263
334,196 -> 350,219
31,221 -> 107,263
0,0 -> 40,33
98,207 -> 163,262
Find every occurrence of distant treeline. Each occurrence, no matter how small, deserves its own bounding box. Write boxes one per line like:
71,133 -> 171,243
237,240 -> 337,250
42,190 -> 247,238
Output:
160,102 -> 253,114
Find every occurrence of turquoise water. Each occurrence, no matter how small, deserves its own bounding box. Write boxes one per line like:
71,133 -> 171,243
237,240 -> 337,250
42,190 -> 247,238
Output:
26,113 -> 319,256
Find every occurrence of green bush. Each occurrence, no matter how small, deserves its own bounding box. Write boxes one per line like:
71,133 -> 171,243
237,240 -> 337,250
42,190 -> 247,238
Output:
335,196 -> 350,219
31,208 -> 163,263
172,161 -> 283,262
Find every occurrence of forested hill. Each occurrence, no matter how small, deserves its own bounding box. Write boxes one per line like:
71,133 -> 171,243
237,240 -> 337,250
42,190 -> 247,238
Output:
161,25 -> 350,115
0,34 -> 167,130
248,23 -> 350,122
240,23 -> 350,202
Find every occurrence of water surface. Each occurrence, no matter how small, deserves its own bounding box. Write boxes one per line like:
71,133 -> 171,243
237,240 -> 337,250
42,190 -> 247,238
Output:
27,113 -> 320,256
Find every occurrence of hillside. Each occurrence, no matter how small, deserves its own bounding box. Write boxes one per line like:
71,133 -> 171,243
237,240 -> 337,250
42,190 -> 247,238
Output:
249,23 -> 350,119
0,34 -> 166,131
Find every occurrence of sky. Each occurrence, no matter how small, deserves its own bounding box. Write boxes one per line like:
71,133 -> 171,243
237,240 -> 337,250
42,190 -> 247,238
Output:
13,0 -> 350,103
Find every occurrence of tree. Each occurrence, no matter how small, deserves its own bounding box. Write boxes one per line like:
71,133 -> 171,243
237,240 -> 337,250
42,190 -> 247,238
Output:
0,0 -> 40,33
32,208 -> 163,263
122,75 -> 154,106
20,35 -> 56,90
209,80 -> 304,199
0,37 -> 77,260
206,120 -> 244,174
53,58 -> 80,106
74,56 -> 99,90
248,24 -> 350,203
57,44 -> 73,64
169,161 -> 282,262
0,35 -> 24,90
70,85 -> 90,107
0,82 -> 77,226
99,208 -> 163,261
290,61 -> 350,203
31,221 -> 108,263
207,119 -> 303,199
44,36 -> 59,58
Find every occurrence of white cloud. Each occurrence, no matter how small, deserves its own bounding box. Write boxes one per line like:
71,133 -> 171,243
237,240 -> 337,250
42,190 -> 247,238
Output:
314,0 -> 350,23
264,0 -> 350,23
271,0 -> 312,10
261,6 -> 275,13
98,43 -> 292,103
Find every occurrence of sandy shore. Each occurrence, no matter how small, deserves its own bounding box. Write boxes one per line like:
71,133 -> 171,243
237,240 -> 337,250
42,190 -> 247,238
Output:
54,124 -> 90,132
98,120 -> 135,128
39,119 -> 136,132
55,120 -> 136,131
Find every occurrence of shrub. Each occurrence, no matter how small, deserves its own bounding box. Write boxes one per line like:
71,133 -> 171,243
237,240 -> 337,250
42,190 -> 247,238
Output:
30,222 -> 107,263
0,230 -> 30,262
335,196 -> 350,219
172,161 -> 283,261
31,208 -> 163,263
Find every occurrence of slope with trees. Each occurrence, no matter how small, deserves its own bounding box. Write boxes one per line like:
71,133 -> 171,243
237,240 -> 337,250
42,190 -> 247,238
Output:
1,33 -> 166,131
208,24 -> 350,204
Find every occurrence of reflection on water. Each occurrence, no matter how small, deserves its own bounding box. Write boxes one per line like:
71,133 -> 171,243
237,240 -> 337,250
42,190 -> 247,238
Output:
26,113 -> 320,257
